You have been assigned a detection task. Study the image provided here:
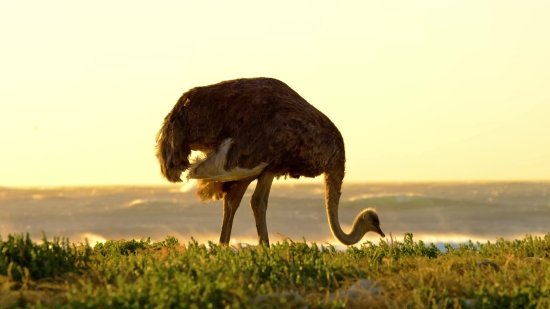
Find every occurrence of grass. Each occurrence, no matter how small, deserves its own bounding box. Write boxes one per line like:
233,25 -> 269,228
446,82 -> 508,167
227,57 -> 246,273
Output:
0,233 -> 549,309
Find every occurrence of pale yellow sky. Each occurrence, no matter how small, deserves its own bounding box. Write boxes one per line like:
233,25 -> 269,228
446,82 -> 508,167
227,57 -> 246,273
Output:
1,1 -> 549,187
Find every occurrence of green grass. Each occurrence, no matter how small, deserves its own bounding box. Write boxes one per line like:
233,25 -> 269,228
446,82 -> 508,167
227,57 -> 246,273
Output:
1,233 -> 549,309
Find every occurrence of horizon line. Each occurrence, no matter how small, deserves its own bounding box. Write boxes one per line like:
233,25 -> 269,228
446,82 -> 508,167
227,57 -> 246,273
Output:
2,179 -> 550,189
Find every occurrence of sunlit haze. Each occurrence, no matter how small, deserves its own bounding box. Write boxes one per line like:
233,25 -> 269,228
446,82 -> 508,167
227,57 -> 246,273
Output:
1,1 -> 549,187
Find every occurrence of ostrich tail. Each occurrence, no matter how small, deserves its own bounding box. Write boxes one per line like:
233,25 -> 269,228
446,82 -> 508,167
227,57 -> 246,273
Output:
195,180 -> 224,203
155,114 -> 190,183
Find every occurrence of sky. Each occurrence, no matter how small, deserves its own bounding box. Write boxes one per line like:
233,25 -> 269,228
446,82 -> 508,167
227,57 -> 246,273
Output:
1,1 -> 549,187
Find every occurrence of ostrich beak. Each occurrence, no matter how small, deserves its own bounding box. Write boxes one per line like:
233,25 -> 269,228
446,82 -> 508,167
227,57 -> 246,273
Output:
373,226 -> 385,238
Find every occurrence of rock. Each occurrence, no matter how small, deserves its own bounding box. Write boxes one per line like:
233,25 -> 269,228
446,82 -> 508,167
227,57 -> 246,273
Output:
438,298 -> 477,308
250,292 -> 308,309
476,261 -> 500,271
328,279 -> 383,309
462,299 -> 476,307
347,279 -> 382,297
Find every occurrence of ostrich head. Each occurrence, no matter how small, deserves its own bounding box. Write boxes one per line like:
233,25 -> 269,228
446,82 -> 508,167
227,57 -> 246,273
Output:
358,208 -> 385,237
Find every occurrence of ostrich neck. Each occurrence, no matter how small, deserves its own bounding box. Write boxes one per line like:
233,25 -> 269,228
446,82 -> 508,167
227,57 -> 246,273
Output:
326,207 -> 365,246
324,153 -> 364,246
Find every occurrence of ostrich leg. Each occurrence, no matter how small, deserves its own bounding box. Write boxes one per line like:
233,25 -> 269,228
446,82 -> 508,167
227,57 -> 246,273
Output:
219,179 -> 253,244
250,171 -> 275,246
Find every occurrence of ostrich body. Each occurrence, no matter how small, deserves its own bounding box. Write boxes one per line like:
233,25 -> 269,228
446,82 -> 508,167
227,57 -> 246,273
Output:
156,77 -> 385,246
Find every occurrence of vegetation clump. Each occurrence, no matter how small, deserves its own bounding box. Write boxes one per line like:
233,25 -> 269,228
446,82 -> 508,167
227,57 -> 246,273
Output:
0,233 -> 549,308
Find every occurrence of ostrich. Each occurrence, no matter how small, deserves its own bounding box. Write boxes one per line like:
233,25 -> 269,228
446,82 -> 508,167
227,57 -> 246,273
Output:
155,77 -> 385,246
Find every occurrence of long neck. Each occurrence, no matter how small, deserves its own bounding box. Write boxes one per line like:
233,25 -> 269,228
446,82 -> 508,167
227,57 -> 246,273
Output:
324,150 -> 365,246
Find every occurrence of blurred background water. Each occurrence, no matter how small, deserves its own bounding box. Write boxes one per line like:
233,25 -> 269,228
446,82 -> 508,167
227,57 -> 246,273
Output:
1,182 -> 548,251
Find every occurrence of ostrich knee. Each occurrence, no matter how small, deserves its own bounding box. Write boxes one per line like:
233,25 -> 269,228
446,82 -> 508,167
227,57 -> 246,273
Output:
250,194 -> 266,212
250,194 -> 267,222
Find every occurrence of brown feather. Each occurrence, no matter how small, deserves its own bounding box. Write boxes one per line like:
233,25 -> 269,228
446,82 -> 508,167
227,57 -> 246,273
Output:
155,77 -> 345,186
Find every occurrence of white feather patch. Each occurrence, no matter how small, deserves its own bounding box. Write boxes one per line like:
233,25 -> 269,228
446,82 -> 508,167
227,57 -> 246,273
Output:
187,138 -> 267,182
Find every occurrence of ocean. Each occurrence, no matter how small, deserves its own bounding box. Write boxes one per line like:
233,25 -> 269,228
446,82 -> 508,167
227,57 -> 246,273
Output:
1,181 -> 549,251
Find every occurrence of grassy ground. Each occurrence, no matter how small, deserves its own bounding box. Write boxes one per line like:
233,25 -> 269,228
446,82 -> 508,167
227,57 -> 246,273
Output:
0,233 -> 549,309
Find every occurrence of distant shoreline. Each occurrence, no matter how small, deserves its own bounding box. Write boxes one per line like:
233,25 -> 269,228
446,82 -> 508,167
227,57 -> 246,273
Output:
3,179 -> 550,190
